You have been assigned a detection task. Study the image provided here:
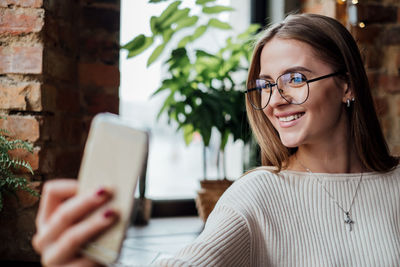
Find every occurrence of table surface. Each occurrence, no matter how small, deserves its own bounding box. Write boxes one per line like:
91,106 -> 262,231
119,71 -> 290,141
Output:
117,216 -> 203,266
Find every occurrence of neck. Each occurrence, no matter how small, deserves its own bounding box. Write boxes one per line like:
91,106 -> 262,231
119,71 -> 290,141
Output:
288,137 -> 363,174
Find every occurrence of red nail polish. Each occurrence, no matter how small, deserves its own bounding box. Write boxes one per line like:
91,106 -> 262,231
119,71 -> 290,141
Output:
96,188 -> 106,196
103,209 -> 116,218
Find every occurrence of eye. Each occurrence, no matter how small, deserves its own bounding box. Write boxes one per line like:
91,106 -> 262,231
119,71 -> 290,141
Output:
254,79 -> 273,91
288,73 -> 306,85
255,79 -> 266,89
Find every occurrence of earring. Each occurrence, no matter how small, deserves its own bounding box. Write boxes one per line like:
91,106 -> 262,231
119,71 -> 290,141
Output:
346,98 -> 355,108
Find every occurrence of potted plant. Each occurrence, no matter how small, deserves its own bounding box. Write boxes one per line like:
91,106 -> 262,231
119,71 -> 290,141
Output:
0,126 -> 38,212
122,0 -> 259,221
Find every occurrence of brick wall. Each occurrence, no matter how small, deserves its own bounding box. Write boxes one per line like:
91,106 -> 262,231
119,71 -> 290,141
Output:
0,0 -> 120,261
301,0 -> 400,156
352,1 -> 400,156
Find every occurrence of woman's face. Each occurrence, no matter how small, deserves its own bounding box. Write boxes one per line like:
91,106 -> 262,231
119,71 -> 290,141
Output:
260,37 -> 349,148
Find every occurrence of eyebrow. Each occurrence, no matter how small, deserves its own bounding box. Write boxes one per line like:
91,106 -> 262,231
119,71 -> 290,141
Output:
259,66 -> 313,79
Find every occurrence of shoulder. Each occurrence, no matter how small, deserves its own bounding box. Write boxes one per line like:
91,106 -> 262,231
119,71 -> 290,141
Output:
390,164 -> 400,175
230,167 -> 280,193
363,164 -> 400,181
234,166 -> 283,189
215,167 -> 284,213
379,164 -> 400,182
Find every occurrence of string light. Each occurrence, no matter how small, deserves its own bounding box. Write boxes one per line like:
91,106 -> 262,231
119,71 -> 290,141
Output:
358,22 -> 365,28
352,0 -> 358,4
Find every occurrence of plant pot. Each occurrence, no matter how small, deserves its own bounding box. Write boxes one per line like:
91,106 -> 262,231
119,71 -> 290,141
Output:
132,197 -> 152,226
195,178 -> 234,222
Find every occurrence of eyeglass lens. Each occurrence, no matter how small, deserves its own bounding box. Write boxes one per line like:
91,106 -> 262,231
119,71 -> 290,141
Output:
247,72 -> 309,110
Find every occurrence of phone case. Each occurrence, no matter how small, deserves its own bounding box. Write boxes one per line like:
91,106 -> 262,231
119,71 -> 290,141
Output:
77,113 -> 148,265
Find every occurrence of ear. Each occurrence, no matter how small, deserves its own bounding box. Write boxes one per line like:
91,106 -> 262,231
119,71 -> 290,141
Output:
340,76 -> 353,104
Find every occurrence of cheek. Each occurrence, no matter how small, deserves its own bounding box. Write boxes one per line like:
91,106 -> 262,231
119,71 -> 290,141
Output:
263,107 -> 275,124
307,87 -> 344,121
261,93 -> 270,108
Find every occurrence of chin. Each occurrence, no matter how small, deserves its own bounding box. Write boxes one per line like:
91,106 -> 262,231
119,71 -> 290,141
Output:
281,140 -> 299,148
279,134 -> 304,148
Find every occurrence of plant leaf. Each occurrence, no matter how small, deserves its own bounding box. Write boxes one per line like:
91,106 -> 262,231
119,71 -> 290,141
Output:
175,16 -> 199,31
161,8 -> 190,29
152,84 -> 168,96
202,5 -> 234,14
208,18 -> 231,30
167,47 -> 189,65
183,124 -> 195,145
196,0 -> 216,5
147,43 -> 166,66
200,126 -> 212,146
162,28 -> 174,43
0,128 -> 37,211
149,0 -> 169,3
127,36 -> 154,58
150,16 -> 160,34
156,92 -> 175,120
238,23 -> 260,39
121,34 -> 145,51
178,36 -> 192,47
158,1 -> 181,23
191,25 -> 207,41
220,130 -> 230,150
196,49 -> 216,58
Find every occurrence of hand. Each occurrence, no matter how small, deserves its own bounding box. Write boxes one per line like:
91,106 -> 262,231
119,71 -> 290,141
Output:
32,179 -> 119,266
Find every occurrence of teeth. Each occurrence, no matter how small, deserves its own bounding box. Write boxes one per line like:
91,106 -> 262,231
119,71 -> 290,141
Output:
278,113 -> 304,122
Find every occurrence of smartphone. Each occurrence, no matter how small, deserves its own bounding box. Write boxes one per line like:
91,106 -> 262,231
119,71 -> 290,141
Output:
77,113 -> 149,265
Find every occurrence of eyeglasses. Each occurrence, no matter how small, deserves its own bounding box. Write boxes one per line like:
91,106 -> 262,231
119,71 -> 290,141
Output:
245,71 -> 343,110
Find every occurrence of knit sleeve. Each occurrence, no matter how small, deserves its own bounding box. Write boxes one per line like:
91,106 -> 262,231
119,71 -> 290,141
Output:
152,204 -> 252,267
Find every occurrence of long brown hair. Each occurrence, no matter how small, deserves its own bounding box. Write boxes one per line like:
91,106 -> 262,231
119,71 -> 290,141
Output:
246,13 -> 398,172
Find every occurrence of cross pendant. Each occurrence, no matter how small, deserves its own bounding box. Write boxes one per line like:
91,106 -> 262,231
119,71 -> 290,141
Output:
344,212 -> 354,232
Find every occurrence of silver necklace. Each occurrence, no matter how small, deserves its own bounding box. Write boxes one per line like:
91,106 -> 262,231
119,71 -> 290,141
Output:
297,159 -> 363,232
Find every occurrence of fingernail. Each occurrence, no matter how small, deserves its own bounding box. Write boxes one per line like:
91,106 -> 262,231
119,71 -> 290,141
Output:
96,188 -> 107,197
103,209 -> 116,219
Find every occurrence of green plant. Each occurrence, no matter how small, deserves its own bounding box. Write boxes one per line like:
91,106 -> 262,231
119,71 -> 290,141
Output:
0,128 -> 38,212
123,0 -> 236,67
154,26 -> 258,147
122,0 -> 259,178
154,26 -> 258,177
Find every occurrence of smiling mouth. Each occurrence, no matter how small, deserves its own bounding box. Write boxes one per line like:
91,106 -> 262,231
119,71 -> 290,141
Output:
278,112 -> 305,122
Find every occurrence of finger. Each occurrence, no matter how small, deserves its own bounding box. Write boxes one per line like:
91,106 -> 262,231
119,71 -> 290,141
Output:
61,257 -> 101,267
32,232 -> 43,254
36,179 -> 78,227
34,187 -> 113,253
42,208 -> 119,266
33,179 -> 79,253
41,256 -> 101,267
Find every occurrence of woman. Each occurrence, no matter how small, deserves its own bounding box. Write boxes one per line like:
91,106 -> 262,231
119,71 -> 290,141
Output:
33,13 -> 399,266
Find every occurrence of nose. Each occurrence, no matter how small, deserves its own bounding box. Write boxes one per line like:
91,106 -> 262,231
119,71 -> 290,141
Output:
268,85 -> 287,108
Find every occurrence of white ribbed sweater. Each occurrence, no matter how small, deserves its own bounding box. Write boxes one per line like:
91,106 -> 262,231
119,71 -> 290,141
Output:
155,166 -> 400,267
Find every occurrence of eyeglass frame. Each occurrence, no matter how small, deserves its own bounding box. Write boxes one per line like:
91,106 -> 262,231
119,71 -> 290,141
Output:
245,71 -> 344,110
